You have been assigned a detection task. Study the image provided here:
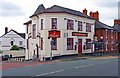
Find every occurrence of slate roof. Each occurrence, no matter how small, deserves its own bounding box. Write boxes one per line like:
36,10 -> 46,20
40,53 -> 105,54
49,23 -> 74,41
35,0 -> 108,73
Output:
0,29 -> 25,39
113,24 -> 120,32
95,21 -> 114,30
30,4 -> 94,20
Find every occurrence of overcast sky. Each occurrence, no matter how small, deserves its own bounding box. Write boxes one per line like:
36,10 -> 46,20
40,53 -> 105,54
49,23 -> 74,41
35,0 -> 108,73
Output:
0,0 -> 119,36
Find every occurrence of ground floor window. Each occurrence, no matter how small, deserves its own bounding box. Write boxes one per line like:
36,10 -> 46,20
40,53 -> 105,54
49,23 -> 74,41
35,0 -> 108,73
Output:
86,39 -> 91,49
106,41 -> 108,50
67,38 -> 73,50
51,38 -> 57,50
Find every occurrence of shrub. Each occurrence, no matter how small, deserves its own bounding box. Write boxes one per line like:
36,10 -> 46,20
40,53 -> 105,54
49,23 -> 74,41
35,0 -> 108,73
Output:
0,50 -> 3,53
10,45 -> 19,50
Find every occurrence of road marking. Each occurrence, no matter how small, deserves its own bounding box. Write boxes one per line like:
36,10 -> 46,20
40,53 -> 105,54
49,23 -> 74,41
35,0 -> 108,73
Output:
35,69 -> 64,76
49,70 -> 63,74
36,73 -> 49,76
99,61 -> 111,64
75,64 -> 94,69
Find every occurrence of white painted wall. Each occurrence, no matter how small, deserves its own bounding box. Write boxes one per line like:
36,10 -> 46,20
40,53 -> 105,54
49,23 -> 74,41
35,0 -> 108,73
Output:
0,31 -> 25,51
25,13 -> 95,60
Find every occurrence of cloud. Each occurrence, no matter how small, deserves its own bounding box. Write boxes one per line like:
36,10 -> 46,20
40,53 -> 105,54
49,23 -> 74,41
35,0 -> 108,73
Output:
0,1 -> 25,17
94,1 -> 118,8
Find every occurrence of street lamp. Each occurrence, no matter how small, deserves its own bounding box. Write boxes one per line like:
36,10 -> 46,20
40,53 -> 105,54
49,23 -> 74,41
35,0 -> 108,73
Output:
100,36 -> 104,56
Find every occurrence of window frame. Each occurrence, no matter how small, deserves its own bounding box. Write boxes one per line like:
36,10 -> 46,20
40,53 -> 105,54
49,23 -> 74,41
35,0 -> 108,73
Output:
51,18 -> 57,29
41,19 -> 43,30
19,41 -> 23,46
86,23 -> 91,32
67,38 -> 74,50
78,21 -> 82,31
86,39 -> 91,49
51,38 -> 57,50
32,24 -> 36,39
67,19 -> 74,30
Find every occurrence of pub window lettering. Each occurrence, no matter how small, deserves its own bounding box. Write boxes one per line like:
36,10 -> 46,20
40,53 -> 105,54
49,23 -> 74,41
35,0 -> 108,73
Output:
51,18 -> 57,29
67,19 -> 74,30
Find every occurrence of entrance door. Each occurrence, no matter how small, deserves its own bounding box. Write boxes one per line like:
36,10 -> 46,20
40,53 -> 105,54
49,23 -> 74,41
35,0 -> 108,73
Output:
78,39 -> 82,56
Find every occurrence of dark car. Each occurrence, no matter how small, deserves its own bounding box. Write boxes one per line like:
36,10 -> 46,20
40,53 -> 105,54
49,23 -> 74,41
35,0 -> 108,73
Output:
2,55 -> 9,61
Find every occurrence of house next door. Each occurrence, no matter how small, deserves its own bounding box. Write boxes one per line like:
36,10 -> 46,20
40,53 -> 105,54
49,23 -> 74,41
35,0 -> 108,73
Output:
78,39 -> 82,56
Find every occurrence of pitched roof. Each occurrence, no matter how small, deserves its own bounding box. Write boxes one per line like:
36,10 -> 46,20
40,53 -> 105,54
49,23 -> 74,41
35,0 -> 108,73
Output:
30,4 -> 94,20
113,24 -> 120,32
95,21 -> 114,30
0,29 -> 25,39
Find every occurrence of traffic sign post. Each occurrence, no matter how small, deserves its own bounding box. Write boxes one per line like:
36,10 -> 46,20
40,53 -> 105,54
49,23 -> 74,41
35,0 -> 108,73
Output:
50,40 -> 53,61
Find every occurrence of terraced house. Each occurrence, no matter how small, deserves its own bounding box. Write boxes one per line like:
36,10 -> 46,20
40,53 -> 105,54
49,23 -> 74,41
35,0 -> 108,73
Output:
24,4 -> 95,61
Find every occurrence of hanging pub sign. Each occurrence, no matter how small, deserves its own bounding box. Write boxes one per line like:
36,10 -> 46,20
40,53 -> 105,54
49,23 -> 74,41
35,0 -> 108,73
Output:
49,30 -> 60,38
72,32 -> 88,37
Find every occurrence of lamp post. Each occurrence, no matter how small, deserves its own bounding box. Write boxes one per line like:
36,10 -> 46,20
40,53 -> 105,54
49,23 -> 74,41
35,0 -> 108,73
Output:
28,33 -> 31,60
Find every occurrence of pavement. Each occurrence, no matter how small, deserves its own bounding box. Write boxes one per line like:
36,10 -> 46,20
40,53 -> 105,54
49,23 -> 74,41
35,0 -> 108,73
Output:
1,52 -> 119,70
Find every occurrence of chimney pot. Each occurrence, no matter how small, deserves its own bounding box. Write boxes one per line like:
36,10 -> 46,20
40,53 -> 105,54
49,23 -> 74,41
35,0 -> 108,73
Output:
83,8 -> 87,15
5,27 -> 8,34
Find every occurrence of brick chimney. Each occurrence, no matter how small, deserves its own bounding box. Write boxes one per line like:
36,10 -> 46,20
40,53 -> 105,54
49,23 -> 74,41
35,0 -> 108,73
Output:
114,19 -> 120,25
83,8 -> 87,15
5,27 -> 8,34
89,11 -> 99,21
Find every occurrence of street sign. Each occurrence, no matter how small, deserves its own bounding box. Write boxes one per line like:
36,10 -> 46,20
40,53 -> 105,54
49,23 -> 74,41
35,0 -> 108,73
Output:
50,40 -> 54,46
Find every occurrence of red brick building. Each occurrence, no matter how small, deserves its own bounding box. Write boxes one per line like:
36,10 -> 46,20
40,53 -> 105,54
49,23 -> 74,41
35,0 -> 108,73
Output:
89,11 -> 118,52
113,19 -> 120,52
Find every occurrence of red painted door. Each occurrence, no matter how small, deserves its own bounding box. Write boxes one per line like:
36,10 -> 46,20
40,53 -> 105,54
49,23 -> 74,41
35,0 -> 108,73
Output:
78,39 -> 82,56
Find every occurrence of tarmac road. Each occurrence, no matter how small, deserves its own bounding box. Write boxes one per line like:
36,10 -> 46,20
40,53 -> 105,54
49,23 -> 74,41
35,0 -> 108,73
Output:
2,56 -> 118,76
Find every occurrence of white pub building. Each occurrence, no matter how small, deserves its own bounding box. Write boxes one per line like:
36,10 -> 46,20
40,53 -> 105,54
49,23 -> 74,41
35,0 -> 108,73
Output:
24,4 -> 95,61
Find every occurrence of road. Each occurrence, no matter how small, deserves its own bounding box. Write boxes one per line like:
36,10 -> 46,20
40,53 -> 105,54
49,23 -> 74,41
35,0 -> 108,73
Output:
2,57 -> 118,76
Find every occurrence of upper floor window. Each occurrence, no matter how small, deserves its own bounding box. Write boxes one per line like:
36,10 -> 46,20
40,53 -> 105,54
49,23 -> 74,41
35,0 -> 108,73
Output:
67,38 -> 73,50
32,24 -> 36,39
51,18 -> 57,29
111,30 -> 113,38
19,41 -> 23,46
78,21 -> 82,31
106,29 -> 108,38
67,19 -> 74,30
41,19 -> 43,30
86,23 -> 91,32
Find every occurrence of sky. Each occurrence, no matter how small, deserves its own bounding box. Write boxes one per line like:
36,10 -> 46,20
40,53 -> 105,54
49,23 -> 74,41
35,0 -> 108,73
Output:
0,0 -> 119,36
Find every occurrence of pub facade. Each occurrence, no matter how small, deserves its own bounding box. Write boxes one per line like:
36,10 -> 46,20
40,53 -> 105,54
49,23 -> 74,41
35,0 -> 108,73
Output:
24,4 -> 95,60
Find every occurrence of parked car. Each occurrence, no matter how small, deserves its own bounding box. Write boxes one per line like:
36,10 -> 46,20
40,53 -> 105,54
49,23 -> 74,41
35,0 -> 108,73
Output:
2,55 -> 9,61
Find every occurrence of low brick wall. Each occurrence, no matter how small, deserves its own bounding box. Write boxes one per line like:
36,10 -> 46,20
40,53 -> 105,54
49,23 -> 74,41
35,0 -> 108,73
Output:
2,50 -> 25,57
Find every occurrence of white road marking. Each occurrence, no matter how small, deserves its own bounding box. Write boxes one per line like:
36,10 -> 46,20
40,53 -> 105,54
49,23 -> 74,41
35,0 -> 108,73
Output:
99,61 -> 111,64
36,73 -> 49,76
35,69 -> 64,76
49,70 -> 63,74
75,64 -> 94,69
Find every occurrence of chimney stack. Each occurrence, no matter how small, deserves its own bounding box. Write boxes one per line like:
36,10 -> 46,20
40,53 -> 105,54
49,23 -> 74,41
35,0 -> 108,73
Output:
5,27 -> 8,34
114,19 -> 120,25
89,11 -> 99,21
83,8 -> 87,15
